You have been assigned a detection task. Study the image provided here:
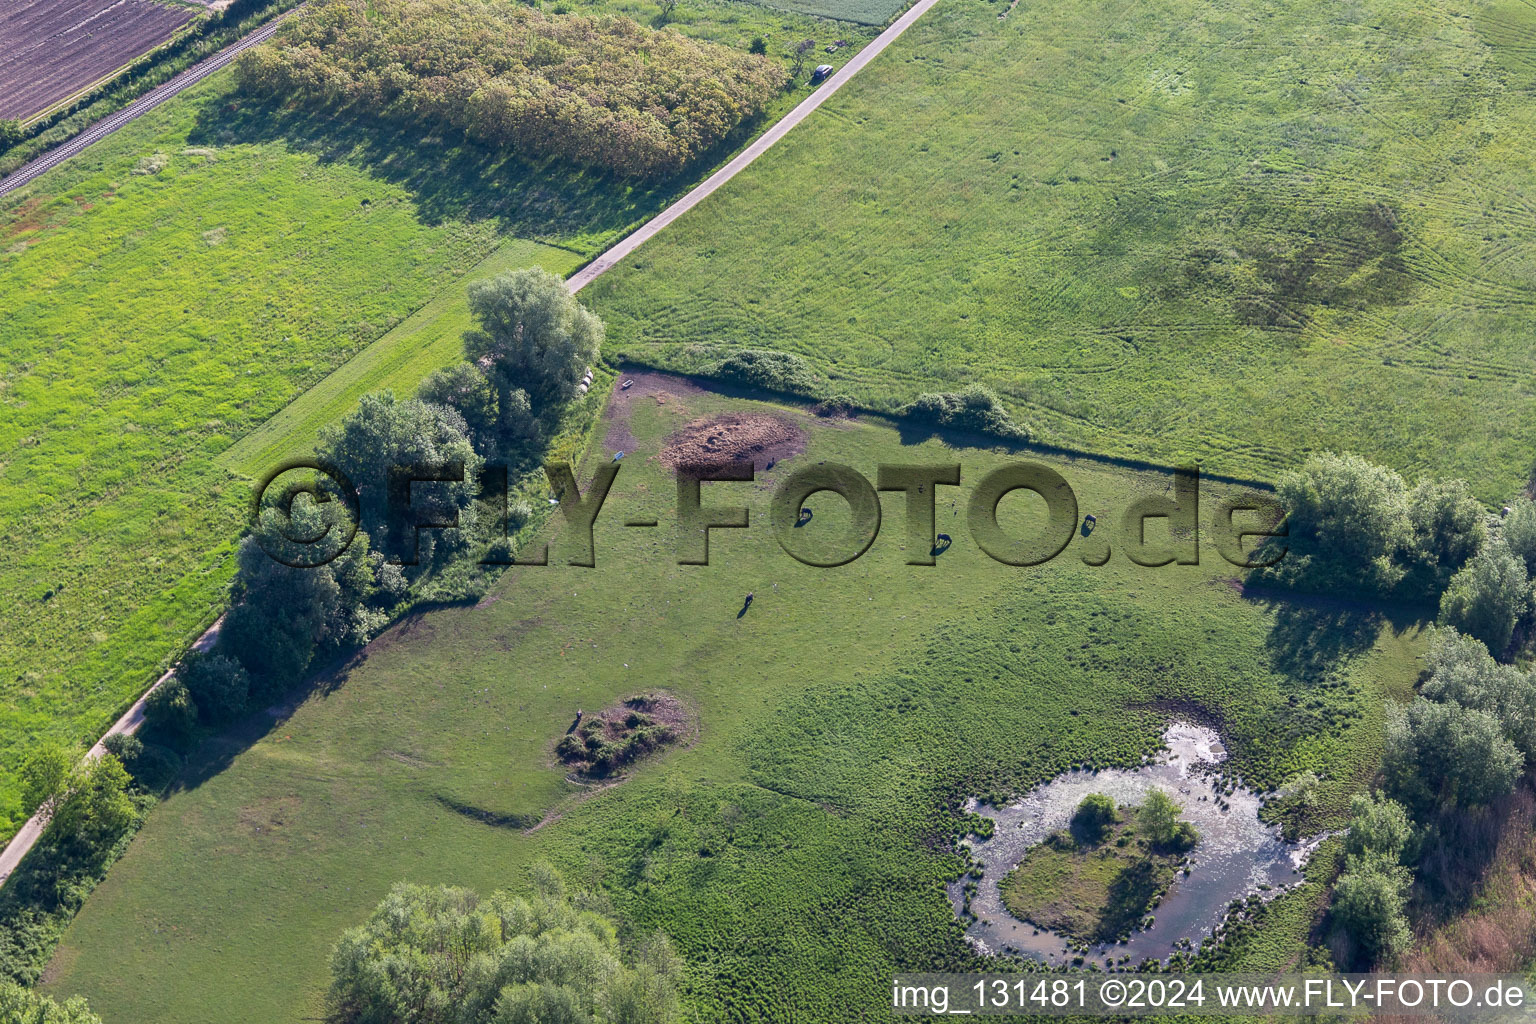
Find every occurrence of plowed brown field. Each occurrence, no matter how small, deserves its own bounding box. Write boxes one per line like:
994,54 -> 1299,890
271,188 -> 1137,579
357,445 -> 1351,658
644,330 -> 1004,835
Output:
0,0 -> 196,122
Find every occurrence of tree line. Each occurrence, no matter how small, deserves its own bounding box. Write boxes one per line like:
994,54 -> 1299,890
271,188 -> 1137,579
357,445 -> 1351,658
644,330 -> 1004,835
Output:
1262,452 -> 1536,968
234,0 -> 788,178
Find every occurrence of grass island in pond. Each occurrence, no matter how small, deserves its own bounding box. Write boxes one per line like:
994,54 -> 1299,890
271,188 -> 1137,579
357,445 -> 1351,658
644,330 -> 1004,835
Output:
998,792 -> 1195,945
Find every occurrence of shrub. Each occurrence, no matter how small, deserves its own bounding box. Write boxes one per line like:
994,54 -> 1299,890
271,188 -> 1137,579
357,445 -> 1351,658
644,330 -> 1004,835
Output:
1070,793 -> 1116,843
142,678 -> 198,747
900,385 -> 1030,441
100,732 -> 142,766
317,392 -> 483,565
327,865 -> 683,1024
1383,698 -> 1522,811
1332,866 -> 1410,967
1420,627 -> 1536,761
1342,791 -> 1413,873
814,393 -> 857,416
1274,452 -> 1409,573
1137,789 -> 1196,851
1402,478 -> 1486,594
124,743 -> 183,792
750,35 -> 768,54
464,269 -> 604,427
0,978 -> 102,1023
178,652 -> 251,726
418,362 -> 500,451
1437,537 -> 1531,656
713,349 -> 821,395
235,0 -> 787,178
1502,497 -> 1536,575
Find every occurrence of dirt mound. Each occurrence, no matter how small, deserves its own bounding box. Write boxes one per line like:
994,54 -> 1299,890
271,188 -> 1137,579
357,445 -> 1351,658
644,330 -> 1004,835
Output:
660,412 -> 806,473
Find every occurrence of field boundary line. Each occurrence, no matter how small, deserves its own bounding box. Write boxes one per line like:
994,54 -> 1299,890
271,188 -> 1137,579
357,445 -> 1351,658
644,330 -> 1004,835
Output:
566,0 -> 941,293
0,9 -> 299,200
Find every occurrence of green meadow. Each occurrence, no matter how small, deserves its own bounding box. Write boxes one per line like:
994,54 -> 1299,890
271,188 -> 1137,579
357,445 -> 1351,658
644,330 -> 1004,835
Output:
585,0 -> 1536,499
0,0 -> 881,837
43,384 -> 1421,1022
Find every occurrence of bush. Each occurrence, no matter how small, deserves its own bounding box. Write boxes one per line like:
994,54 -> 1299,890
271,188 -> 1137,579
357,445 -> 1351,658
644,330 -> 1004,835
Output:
120,742 -> 182,792
1136,789 -> 1196,851
0,978 -> 102,1023
1383,698 -> 1523,811
327,864 -> 683,1024
1070,793 -> 1117,843
814,393 -> 857,416
1502,497 -> 1536,575
1342,791 -> 1413,873
1332,867 -> 1410,967
713,349 -> 821,395
1275,452 -> 1409,573
178,652 -> 251,726
419,362 -> 500,451
142,678 -> 198,748
900,385 -> 1030,441
750,35 -> 768,54
464,269 -> 604,428
1420,627 -> 1536,761
317,392 -> 483,566
100,732 -> 142,766
1437,537 -> 1531,656
235,0 -> 787,178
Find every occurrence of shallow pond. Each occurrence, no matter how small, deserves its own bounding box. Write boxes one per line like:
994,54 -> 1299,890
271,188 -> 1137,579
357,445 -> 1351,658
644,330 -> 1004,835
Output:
949,722 -> 1320,967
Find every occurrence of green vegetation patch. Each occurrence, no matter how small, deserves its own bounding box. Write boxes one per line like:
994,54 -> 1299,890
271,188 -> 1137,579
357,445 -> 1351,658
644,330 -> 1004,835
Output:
555,693 -> 691,779
0,0 -> 878,839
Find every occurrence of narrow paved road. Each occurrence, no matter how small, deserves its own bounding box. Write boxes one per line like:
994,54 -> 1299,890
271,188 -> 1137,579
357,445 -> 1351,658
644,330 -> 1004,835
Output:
0,11 -> 296,200
568,0 -> 940,293
0,0 -> 938,886
0,621 -> 222,888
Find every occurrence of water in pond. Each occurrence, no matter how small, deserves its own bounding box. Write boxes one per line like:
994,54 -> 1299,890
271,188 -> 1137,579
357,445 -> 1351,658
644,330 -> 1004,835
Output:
949,722 -> 1322,966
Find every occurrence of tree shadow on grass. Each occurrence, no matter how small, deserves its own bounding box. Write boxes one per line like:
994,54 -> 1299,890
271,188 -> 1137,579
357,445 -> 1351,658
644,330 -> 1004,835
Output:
1242,584 -> 1426,680
186,92 -> 763,244
188,94 -> 666,239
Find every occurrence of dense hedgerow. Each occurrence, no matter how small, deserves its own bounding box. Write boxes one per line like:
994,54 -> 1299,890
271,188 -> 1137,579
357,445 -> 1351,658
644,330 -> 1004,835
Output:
235,0 -> 788,178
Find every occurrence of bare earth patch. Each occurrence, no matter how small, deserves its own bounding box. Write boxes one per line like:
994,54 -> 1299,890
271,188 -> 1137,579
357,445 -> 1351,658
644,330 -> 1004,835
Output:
660,412 -> 806,475
554,691 -> 695,779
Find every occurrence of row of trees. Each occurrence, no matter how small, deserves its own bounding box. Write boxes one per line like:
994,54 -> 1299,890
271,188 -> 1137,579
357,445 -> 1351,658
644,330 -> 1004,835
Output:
234,0 -> 788,177
1330,625 -> 1536,966
138,269 -> 598,758
328,863 -> 682,1024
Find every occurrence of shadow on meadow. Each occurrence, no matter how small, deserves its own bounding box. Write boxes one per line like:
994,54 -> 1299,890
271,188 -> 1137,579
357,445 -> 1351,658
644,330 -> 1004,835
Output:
1243,585 -> 1425,680
185,92 -> 764,244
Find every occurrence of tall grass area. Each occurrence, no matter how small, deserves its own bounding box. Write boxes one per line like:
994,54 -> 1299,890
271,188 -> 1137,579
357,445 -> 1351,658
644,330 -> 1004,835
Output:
585,0 -> 1536,499
43,388 -> 1420,1022
0,0 -> 880,839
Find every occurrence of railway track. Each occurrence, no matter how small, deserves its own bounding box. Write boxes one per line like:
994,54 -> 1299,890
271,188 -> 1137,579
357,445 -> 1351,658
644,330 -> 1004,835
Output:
0,8 -> 297,200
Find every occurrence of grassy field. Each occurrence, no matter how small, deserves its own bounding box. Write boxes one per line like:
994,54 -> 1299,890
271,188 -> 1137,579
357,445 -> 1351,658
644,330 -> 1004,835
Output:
42,383 -> 1421,1022
585,0 -> 1536,500
0,0 -> 881,839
